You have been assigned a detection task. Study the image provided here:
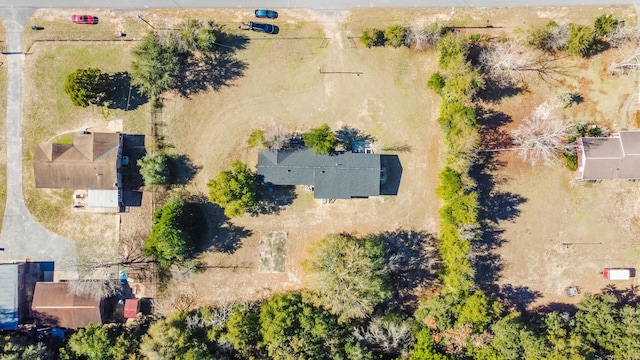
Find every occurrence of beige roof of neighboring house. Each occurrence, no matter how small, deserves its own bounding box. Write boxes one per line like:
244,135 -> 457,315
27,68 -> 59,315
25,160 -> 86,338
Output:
34,132 -> 121,189
581,131 -> 640,180
31,282 -> 103,329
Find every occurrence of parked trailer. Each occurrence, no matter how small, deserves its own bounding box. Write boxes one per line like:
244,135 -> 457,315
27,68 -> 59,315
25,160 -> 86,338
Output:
603,268 -> 631,280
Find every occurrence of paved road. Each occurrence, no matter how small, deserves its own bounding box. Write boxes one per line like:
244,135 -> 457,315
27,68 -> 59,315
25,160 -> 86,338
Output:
0,0 -> 637,9
0,8 -> 77,277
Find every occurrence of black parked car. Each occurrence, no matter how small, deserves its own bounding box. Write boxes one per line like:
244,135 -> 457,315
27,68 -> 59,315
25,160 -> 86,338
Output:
247,21 -> 277,34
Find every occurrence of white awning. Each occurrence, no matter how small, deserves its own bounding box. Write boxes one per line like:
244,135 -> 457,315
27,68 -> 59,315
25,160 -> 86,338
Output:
87,190 -> 119,208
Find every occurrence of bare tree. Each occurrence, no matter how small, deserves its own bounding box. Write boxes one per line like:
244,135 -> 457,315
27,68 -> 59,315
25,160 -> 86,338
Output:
354,317 -> 414,358
405,23 -> 442,50
67,279 -> 122,300
608,23 -> 640,48
480,42 -> 564,86
512,100 -> 573,166
153,266 -> 200,316
264,125 -> 290,150
609,44 -> 640,74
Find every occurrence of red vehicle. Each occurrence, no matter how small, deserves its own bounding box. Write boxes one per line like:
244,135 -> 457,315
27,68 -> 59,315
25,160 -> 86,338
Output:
71,15 -> 98,24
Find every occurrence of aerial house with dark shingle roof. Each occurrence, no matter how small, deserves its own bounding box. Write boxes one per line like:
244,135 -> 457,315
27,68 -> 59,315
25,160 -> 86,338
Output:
576,130 -> 640,180
257,148 -> 398,199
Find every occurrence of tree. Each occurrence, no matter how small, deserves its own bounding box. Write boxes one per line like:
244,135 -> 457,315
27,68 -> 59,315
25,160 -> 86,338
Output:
259,292 -> 368,360
65,324 -> 142,360
594,14 -> 619,37
64,68 -> 110,107
222,305 -> 264,358
354,314 -> 415,358
144,195 -> 203,266
410,328 -> 450,360
180,19 -> 223,53
567,24 -> 596,57
405,23 -> 442,51
303,233 -> 391,323
67,279 -> 122,300
511,100 -> 573,166
304,123 -> 338,155
360,28 -> 385,48
246,130 -> 266,149
384,25 -> 406,48
264,126 -> 291,150
207,161 -> 258,218
0,334 -> 53,360
140,311 -> 229,360
131,32 -> 182,105
480,42 -> 562,87
137,152 -> 171,187
522,21 -> 569,53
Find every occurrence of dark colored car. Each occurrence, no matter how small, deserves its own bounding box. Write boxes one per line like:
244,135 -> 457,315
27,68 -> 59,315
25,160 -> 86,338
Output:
71,15 -> 98,24
254,9 -> 278,19
247,21 -> 276,34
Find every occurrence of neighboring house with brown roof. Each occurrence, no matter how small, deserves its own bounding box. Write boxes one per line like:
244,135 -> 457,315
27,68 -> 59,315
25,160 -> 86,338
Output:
31,282 -> 105,329
34,131 -> 124,210
576,130 -> 640,180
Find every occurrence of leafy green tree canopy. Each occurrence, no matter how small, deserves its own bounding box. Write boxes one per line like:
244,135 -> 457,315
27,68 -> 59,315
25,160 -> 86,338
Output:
304,233 -> 391,323
64,324 -> 141,360
144,195 -> 203,266
567,24 -> 596,57
180,19 -> 223,53
64,68 -> 110,107
594,14 -> 619,37
131,32 -> 182,102
207,161 -> 258,218
385,25 -> 407,47
259,292 -> 368,360
137,152 -> 171,187
304,123 -> 338,155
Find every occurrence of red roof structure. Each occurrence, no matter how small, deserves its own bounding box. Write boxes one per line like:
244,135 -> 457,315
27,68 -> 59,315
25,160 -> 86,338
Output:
124,299 -> 139,319
31,282 -> 104,329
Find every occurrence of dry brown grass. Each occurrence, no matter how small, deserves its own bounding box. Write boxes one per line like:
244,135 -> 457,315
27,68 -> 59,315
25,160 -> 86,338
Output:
19,6 -> 640,309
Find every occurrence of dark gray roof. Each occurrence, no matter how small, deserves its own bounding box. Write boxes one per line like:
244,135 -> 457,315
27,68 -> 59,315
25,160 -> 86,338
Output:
581,131 -> 640,180
0,264 -> 18,330
257,149 -> 381,199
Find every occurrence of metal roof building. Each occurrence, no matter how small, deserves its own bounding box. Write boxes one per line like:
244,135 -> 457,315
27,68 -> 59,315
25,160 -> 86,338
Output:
578,131 -> 640,180
0,264 -> 20,330
257,149 -> 381,199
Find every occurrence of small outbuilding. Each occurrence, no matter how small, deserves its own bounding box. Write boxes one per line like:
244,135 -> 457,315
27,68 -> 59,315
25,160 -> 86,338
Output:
31,282 -> 105,329
124,299 -> 140,319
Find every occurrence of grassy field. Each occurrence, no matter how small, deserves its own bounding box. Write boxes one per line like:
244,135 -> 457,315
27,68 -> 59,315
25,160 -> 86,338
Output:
20,6 -> 640,307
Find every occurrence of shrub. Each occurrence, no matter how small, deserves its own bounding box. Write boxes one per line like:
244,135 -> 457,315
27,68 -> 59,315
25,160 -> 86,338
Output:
247,130 -> 266,149
594,14 -> 619,37
360,28 -> 385,48
137,152 -> 171,187
207,161 -> 258,218
564,149 -> 578,171
64,68 -> 110,107
567,24 -> 596,57
384,25 -> 407,47
304,123 -> 338,155
468,34 -> 482,43
428,72 -> 446,95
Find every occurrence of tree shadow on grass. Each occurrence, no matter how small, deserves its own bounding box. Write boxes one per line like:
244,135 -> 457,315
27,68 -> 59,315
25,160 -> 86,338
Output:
601,284 -> 640,306
381,230 -> 441,311
498,284 -> 543,313
335,125 -> 376,151
169,154 -> 201,186
477,78 -> 523,104
196,199 -> 253,254
477,107 -> 514,150
248,185 -> 297,216
471,152 -> 527,288
176,35 -> 249,98
106,72 -> 148,111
